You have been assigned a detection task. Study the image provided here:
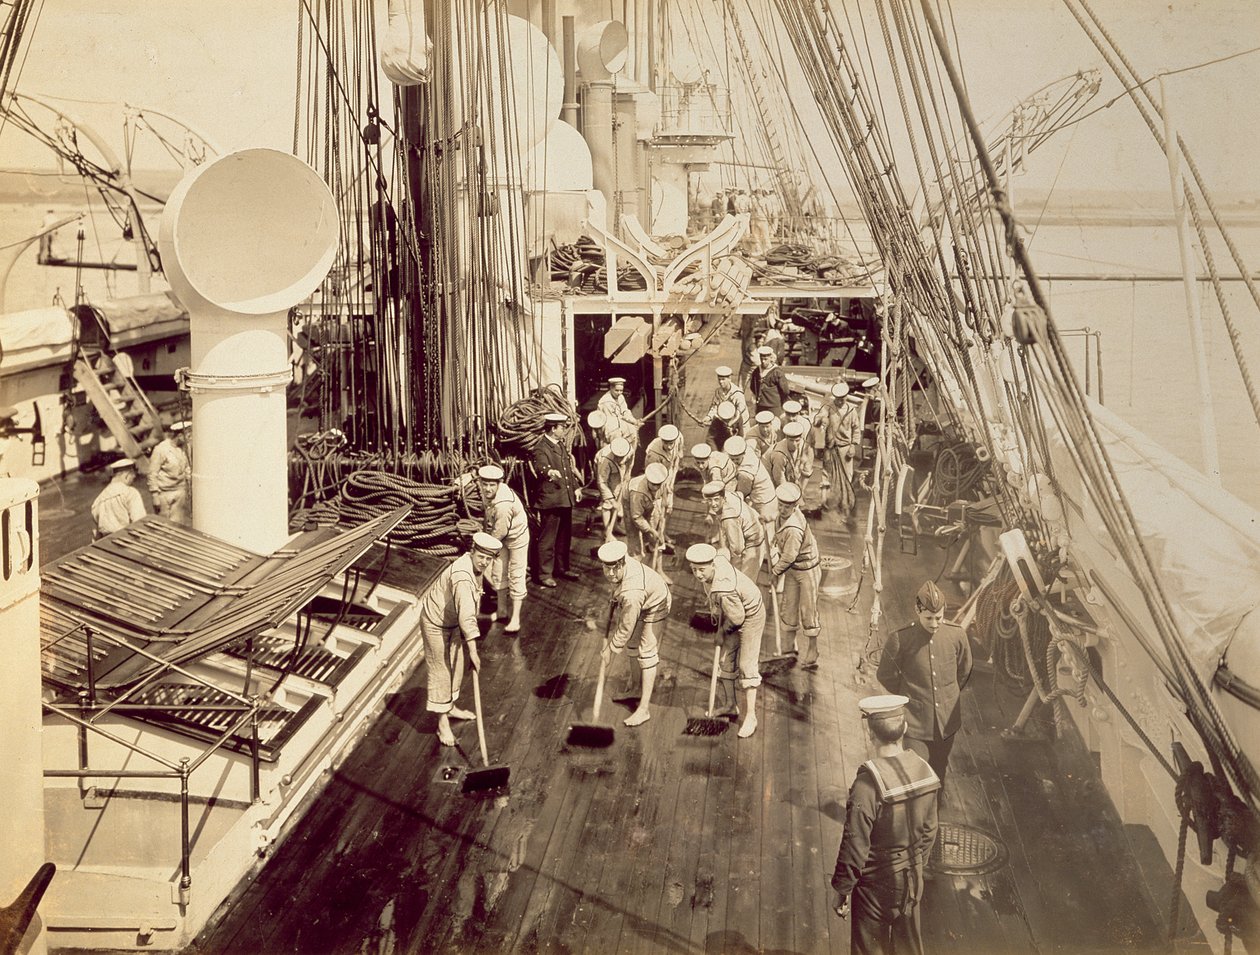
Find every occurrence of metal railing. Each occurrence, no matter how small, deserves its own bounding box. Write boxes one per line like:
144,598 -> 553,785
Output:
41,622 -> 267,906
654,83 -> 732,139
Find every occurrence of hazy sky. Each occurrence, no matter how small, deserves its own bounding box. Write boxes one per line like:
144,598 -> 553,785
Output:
3,0 -> 1258,202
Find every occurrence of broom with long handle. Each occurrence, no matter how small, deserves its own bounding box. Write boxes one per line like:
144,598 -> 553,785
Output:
760,533 -> 796,675
566,604 -> 617,747
462,667 -> 511,792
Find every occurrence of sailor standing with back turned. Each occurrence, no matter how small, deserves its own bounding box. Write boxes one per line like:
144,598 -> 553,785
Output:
832,694 -> 940,955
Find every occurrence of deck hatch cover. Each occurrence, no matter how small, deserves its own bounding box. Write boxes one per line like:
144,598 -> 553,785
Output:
39,507 -> 408,691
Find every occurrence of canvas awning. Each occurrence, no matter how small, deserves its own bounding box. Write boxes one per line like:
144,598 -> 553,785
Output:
75,290 -> 190,350
40,507 -> 408,691
0,305 -> 76,375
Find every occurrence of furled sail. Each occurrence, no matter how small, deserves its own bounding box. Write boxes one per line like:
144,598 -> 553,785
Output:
381,0 -> 430,85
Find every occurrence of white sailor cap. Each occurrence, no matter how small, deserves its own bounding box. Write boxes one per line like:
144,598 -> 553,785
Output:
859,694 -> 909,718
775,482 -> 802,503
543,412 -> 569,425
477,464 -> 505,481
861,376 -> 880,389
645,462 -> 668,485
716,400 -> 736,421
830,382 -> 850,399
597,540 -> 628,564
755,410 -> 775,425
701,480 -> 725,498
587,409 -> 607,429
723,435 -> 747,457
782,399 -> 802,415
690,442 -> 712,461
607,376 -> 627,385
108,457 -> 136,471
756,345 -> 774,357
659,424 -> 680,442
715,365 -> 733,378
685,542 -> 718,564
471,531 -> 503,554
610,437 -> 631,458
169,420 -> 190,433
782,419 -> 806,438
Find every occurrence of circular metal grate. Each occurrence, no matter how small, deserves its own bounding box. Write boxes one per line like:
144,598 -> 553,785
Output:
927,822 -> 1008,875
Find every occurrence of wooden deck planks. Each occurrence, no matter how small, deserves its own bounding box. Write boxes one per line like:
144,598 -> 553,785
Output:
183,330 -> 1183,955
759,673 -> 799,952
428,612 -> 596,952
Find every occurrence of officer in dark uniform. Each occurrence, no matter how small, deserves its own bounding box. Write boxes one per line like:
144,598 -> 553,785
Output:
529,412 -> 582,587
876,580 -> 973,788
831,694 -> 940,955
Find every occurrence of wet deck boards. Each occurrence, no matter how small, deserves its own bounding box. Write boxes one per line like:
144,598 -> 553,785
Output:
184,496 -> 1178,955
39,332 -> 1192,955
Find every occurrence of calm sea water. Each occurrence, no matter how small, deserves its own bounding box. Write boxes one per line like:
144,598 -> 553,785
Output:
3,200 -> 1259,510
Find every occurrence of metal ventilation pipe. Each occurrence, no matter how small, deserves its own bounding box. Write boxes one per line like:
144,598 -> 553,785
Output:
158,149 -> 339,555
578,20 -> 628,227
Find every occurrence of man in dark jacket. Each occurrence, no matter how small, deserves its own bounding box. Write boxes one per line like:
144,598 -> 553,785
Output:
529,412 -> 582,587
832,694 -> 940,955
876,580 -> 973,788
748,345 -> 792,413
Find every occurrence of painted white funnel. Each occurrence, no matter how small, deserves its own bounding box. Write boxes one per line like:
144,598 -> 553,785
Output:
158,148 -> 339,554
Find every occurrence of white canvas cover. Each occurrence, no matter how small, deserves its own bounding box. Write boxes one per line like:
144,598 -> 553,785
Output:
1091,401 -> 1260,683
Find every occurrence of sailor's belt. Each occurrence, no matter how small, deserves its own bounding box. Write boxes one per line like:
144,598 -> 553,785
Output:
791,559 -> 820,571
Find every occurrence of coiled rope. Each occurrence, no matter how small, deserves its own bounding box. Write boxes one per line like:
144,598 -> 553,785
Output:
292,469 -> 464,556
495,383 -> 580,456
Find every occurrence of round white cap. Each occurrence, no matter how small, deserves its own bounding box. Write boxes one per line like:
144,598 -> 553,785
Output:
715,365 -> 733,377
756,345 -> 774,357
701,480 -> 725,498
859,694 -> 910,718
645,462 -> 668,484
587,410 -> 607,428
109,458 -> 136,471
831,382 -> 850,399
544,412 -> 569,424
597,540 -> 628,563
659,424 -> 680,442
477,464 -> 505,481
723,435 -> 747,456
472,531 -> 504,554
691,442 -> 712,460
775,482 -> 801,503
608,376 -> 627,385
782,400 -> 802,415
782,420 -> 806,438
716,400 -> 736,421
686,542 -> 718,564
610,437 -> 631,457
755,410 -> 775,425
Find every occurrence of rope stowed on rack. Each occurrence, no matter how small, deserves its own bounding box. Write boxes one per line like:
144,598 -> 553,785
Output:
495,383 -> 578,456
297,469 -> 463,556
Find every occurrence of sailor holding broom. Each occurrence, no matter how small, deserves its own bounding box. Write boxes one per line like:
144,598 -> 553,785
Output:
686,543 -> 765,739
596,539 -> 671,727
420,532 -> 502,746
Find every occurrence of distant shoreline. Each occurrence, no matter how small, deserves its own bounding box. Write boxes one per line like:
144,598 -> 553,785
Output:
3,167 -> 1259,227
